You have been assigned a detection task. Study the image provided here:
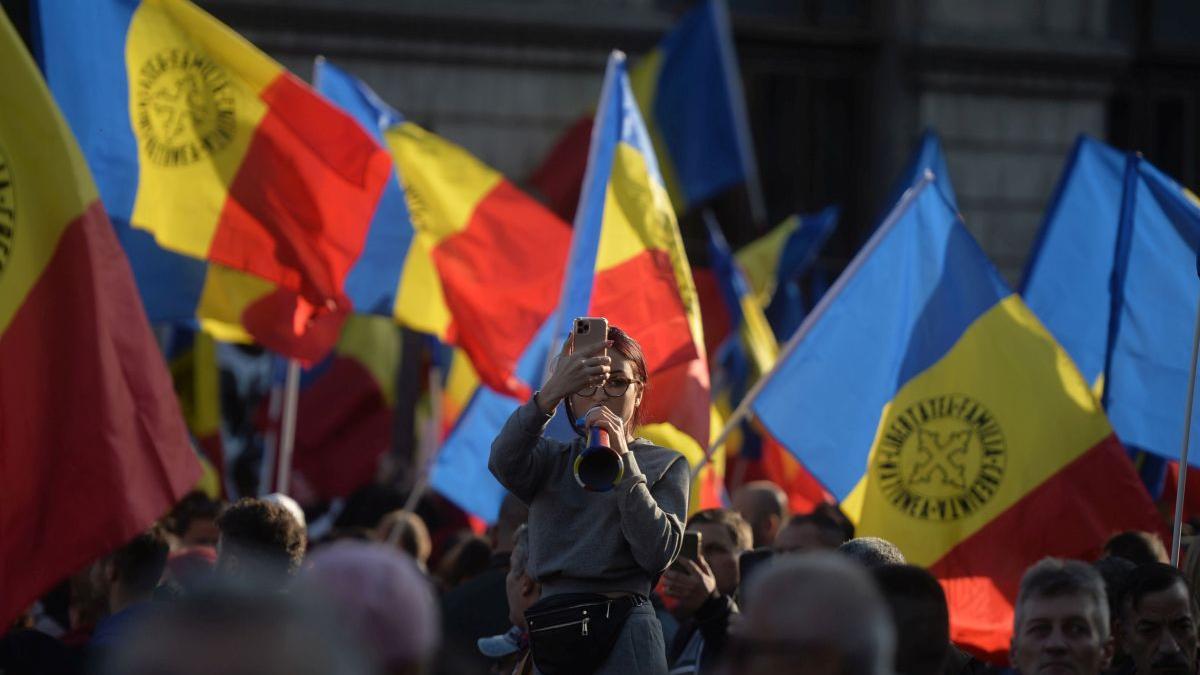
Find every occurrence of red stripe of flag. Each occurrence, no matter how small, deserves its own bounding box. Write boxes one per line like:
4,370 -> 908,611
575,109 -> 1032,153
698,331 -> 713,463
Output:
930,434 -> 1162,661
433,179 -> 572,398
1,202 -> 199,622
210,75 -> 390,307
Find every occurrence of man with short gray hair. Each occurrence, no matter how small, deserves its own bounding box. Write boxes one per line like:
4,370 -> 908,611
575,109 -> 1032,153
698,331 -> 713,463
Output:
720,553 -> 894,675
1010,558 -> 1113,675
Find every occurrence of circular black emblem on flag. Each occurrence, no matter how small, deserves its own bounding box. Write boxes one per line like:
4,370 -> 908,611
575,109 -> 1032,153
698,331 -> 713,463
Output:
872,394 -> 1007,522
0,144 -> 14,277
134,48 -> 236,167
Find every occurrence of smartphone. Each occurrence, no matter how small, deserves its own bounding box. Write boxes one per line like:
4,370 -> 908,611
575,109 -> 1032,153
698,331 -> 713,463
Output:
573,317 -> 609,356
671,530 -> 702,571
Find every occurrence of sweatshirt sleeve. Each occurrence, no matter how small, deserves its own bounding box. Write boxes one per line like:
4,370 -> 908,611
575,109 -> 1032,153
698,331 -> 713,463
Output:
615,452 -> 689,574
488,397 -> 560,505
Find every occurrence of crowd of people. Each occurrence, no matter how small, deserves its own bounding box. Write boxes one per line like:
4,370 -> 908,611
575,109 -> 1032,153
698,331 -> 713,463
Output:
6,327 -> 1200,675
2,480 -> 1197,675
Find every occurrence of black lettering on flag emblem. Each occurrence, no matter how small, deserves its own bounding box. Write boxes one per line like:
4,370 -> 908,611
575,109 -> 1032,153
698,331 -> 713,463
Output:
0,144 -> 14,276
135,49 -> 237,167
872,393 -> 1007,522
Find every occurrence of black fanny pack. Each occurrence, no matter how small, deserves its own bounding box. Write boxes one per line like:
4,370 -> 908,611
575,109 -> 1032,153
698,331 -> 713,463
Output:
524,592 -> 643,675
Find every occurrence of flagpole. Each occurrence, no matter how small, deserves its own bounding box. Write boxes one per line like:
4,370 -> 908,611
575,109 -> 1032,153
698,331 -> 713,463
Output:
1171,291 -> 1200,565
259,373 -> 283,496
274,358 -> 302,496
690,171 -> 937,479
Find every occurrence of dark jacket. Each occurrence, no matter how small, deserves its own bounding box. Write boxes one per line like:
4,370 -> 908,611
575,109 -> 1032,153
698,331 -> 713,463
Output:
667,594 -> 737,674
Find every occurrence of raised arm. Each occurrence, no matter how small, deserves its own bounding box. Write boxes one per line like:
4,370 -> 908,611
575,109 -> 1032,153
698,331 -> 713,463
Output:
615,453 -> 689,574
488,398 -> 558,504
492,336 -> 614,503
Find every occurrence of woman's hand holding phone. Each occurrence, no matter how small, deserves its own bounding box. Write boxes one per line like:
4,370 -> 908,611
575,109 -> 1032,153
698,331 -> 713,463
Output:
535,336 -> 613,415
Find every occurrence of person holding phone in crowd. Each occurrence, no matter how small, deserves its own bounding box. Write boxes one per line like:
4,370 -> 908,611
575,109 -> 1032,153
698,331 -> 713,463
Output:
489,321 -> 689,675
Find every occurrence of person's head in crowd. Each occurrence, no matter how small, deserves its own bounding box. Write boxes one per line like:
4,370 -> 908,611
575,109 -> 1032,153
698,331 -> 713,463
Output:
773,510 -> 848,555
726,552 -> 894,675
1105,531 -> 1170,566
435,535 -> 492,590
688,508 -> 754,597
162,546 -> 217,595
168,491 -> 222,548
488,493 -> 529,556
304,541 -> 441,675
504,524 -> 540,630
732,481 -> 789,549
1092,555 -> 1136,637
814,503 -> 855,541
262,492 -> 307,531
871,564 -> 950,675
838,537 -> 906,569
1118,562 -> 1198,675
376,510 -> 432,571
214,497 -> 307,592
334,484 -> 407,531
100,588 -> 376,675
1010,558 -> 1113,675
70,568 -> 108,634
92,526 -> 171,614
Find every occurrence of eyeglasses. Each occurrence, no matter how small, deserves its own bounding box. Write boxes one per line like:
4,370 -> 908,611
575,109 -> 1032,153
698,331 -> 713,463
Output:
577,377 -> 641,398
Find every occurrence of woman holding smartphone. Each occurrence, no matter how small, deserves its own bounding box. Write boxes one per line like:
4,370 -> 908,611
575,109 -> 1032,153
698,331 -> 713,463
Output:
489,322 -> 689,675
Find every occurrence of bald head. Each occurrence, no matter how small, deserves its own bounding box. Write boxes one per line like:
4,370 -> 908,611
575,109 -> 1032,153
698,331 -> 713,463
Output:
732,481 -> 789,548
732,553 -> 894,675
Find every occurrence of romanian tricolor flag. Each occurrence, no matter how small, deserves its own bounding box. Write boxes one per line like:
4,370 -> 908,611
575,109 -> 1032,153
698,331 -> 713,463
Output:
749,174 -> 1160,658
37,0 -> 391,330
628,0 -> 761,217
735,206 -> 840,341
529,0 -> 762,223
0,8 -> 201,624
314,59 -> 573,397
551,51 -> 713,506
430,52 -> 717,520
702,214 -> 830,514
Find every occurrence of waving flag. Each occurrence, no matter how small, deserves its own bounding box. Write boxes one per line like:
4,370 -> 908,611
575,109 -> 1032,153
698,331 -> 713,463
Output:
529,0 -> 761,222
314,59 -> 573,397
286,315 -> 401,502
629,0 -> 761,217
697,215 -> 777,375
0,8 -> 200,625
735,206 -> 840,341
750,175 -> 1159,657
1024,138 -> 1200,467
37,0 -> 391,316
431,52 -> 714,521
